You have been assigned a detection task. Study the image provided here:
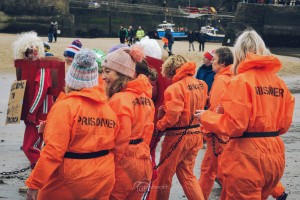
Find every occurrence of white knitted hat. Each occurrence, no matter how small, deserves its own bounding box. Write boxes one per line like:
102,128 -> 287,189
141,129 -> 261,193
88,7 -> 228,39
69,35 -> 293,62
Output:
66,49 -> 98,90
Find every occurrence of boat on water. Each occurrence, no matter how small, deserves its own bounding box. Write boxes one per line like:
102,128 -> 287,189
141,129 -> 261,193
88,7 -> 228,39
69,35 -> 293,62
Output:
201,26 -> 225,43
156,21 -> 188,39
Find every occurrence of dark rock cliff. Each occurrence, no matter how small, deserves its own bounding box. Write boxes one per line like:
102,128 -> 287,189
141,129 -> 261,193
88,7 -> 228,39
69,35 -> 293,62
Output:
223,3 -> 300,47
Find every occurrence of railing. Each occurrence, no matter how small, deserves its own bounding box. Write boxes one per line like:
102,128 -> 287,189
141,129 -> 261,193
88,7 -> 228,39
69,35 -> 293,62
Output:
69,0 -> 235,18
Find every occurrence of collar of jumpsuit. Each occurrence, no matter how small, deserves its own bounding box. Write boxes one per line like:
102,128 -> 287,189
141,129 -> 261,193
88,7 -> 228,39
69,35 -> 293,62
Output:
121,74 -> 153,98
172,62 -> 196,83
237,53 -> 282,74
56,87 -> 107,103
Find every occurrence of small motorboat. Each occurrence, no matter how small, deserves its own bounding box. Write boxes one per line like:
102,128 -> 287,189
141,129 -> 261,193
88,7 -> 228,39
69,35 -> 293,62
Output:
201,26 -> 225,43
156,21 -> 188,39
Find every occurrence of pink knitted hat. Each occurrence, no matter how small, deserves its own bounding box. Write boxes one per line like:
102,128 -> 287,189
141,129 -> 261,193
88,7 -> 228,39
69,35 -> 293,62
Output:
66,49 -> 98,90
102,45 -> 144,78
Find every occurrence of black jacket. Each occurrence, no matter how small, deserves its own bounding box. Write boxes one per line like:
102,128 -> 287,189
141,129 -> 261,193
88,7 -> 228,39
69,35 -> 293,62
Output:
198,33 -> 206,43
187,32 -> 195,42
164,29 -> 174,44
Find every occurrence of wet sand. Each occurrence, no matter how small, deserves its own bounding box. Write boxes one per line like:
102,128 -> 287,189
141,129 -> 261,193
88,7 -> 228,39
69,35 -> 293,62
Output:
0,34 -> 299,199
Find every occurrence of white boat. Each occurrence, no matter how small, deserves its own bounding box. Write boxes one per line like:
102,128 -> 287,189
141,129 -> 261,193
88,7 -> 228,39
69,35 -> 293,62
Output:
156,21 -> 188,39
201,26 -> 225,43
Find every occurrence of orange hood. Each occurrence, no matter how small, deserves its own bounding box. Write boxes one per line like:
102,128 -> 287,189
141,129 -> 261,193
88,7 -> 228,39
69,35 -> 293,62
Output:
122,74 -> 153,98
237,53 -> 282,74
172,62 -> 196,83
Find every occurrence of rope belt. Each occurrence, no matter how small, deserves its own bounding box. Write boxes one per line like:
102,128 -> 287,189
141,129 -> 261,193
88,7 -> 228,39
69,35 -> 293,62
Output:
64,150 -> 109,159
165,124 -> 200,131
232,131 -> 280,138
129,138 -> 143,145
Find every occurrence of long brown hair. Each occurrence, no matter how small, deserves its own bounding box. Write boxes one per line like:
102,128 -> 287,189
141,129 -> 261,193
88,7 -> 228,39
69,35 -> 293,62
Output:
106,72 -> 133,98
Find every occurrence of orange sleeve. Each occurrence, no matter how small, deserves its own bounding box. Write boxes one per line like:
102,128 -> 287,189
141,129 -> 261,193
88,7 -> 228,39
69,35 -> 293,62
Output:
200,77 -> 252,137
156,85 -> 184,131
113,115 -> 131,164
26,101 -> 71,189
109,96 -> 133,165
279,88 -> 295,134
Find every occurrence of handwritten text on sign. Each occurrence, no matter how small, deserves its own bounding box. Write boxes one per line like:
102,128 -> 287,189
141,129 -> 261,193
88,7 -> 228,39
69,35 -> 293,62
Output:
6,80 -> 26,124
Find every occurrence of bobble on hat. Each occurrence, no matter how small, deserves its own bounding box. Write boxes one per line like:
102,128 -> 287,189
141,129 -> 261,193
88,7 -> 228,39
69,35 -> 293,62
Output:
65,49 -> 99,90
64,39 -> 82,58
102,45 -> 144,78
204,51 -> 214,61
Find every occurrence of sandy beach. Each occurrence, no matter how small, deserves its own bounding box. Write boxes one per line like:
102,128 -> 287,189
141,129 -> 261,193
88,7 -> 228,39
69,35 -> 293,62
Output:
0,33 -> 299,199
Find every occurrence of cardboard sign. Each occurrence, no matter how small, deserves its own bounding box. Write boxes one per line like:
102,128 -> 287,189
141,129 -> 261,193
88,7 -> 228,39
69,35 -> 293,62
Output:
6,80 -> 27,124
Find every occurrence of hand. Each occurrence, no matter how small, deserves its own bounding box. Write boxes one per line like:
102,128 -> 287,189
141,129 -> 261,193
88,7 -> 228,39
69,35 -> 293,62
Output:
38,120 -> 47,134
26,188 -> 38,200
194,109 -> 205,119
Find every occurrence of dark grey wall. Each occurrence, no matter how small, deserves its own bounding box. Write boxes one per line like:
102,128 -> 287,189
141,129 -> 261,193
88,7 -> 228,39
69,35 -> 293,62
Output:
223,3 -> 300,47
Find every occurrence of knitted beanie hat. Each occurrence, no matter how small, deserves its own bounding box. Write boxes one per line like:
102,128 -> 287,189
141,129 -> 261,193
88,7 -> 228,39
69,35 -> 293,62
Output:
102,45 -> 144,78
43,42 -> 50,52
204,51 -> 214,61
65,49 -> 98,90
108,44 -> 128,53
64,39 -> 82,58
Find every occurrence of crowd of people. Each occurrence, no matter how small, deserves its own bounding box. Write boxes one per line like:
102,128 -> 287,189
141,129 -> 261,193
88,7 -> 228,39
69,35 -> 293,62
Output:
12,28 -> 294,200
118,25 -> 145,45
244,0 -> 300,5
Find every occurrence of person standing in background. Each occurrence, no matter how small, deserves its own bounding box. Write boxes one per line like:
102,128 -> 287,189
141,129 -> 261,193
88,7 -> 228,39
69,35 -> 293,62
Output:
196,51 -> 216,94
136,26 -> 145,42
164,25 -> 174,56
198,31 -> 207,52
47,22 -> 54,43
187,30 -> 195,51
118,25 -> 128,44
127,25 -> 135,46
53,21 -> 58,43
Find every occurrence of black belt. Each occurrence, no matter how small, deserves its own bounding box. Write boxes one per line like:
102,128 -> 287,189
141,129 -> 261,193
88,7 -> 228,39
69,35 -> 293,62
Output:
166,124 -> 200,131
129,139 -> 143,145
64,150 -> 109,159
233,131 -> 280,138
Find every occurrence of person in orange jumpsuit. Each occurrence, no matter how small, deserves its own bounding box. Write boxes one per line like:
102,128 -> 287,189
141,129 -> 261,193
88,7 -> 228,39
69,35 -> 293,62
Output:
194,29 -> 295,200
198,47 -> 234,200
149,55 -> 208,200
101,45 -> 154,200
136,37 -> 173,199
26,49 -> 119,200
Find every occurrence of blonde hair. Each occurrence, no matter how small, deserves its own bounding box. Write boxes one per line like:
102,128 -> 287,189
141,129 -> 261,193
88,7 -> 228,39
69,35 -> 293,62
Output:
232,29 -> 270,75
65,86 -> 81,94
106,72 -> 133,98
162,55 -> 190,78
12,31 -> 44,60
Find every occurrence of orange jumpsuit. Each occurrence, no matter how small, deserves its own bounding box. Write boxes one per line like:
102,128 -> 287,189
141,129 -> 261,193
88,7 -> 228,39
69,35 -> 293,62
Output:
109,74 -> 154,200
199,53 -> 295,200
26,87 -> 119,200
150,62 -> 208,200
199,65 -> 233,200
